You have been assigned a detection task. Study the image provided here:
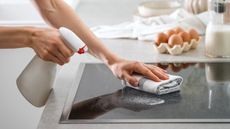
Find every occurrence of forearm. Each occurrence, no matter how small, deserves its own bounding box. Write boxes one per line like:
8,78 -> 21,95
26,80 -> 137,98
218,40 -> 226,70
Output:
0,27 -> 34,48
33,0 -> 120,65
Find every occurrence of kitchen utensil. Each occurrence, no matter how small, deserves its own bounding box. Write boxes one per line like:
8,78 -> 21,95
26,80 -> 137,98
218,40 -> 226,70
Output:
137,0 -> 181,17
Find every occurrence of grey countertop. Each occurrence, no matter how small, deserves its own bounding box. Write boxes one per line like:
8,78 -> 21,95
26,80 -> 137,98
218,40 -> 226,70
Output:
37,0 -> 230,129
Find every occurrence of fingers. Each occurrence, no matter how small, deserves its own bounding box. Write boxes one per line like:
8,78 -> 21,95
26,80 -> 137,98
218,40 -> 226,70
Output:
46,38 -> 73,64
146,65 -> 169,80
48,47 -> 67,64
39,50 -> 64,65
57,50 -> 70,63
133,62 -> 161,82
151,65 -> 167,73
57,40 -> 74,59
31,27 -> 74,65
48,53 -> 64,65
156,66 -> 168,73
123,72 -> 138,87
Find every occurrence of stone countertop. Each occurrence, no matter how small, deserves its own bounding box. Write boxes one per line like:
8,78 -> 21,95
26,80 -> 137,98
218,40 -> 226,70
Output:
37,0 -> 230,129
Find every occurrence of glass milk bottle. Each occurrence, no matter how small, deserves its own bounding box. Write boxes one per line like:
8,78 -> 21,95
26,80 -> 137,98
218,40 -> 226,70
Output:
205,0 -> 230,57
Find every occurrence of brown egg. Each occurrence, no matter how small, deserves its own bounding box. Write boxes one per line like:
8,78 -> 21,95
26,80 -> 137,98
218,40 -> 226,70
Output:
168,34 -> 183,47
188,28 -> 199,41
154,32 -> 168,46
178,31 -> 191,42
165,29 -> 176,38
174,27 -> 184,34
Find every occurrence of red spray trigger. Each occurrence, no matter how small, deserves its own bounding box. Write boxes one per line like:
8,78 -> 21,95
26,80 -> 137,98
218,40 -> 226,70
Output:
77,45 -> 87,54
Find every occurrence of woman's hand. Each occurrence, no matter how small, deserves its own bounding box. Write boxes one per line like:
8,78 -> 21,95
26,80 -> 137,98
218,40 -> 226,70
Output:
108,58 -> 169,86
30,27 -> 74,65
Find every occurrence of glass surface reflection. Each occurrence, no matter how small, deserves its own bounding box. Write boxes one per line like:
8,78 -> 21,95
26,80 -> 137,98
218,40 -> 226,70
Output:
67,62 -> 230,121
205,63 -> 230,110
69,87 -> 181,119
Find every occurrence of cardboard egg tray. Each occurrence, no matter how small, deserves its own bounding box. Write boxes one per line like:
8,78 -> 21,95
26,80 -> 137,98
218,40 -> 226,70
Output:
154,37 -> 201,55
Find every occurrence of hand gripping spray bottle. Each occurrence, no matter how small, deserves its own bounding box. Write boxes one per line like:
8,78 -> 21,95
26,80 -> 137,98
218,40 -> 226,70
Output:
16,27 -> 87,107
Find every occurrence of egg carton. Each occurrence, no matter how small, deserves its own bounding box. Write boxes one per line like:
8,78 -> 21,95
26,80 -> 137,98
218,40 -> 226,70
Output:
154,37 -> 201,55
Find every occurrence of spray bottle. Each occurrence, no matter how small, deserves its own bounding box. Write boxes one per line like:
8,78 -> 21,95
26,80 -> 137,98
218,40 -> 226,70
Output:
16,27 -> 87,107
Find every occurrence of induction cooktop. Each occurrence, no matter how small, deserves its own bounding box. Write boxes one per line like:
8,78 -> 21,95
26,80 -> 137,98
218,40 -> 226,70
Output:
60,62 -> 230,124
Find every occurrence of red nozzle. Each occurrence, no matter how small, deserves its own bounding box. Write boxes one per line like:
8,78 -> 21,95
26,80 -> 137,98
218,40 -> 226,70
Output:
77,45 -> 86,54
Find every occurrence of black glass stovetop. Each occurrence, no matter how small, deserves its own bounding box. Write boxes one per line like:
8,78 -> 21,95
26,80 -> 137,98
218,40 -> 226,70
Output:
60,62 -> 230,124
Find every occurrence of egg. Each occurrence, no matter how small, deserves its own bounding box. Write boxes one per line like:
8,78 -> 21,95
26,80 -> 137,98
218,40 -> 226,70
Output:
154,32 -> 168,46
174,27 -> 184,34
188,28 -> 199,41
178,31 -> 191,42
168,34 -> 183,47
165,29 -> 176,38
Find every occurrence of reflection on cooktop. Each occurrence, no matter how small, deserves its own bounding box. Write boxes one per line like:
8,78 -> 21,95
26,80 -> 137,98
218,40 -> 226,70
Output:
69,87 -> 181,119
62,62 -> 230,123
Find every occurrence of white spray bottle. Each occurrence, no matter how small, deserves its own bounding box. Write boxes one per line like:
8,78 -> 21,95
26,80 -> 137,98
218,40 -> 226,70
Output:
17,27 -> 87,107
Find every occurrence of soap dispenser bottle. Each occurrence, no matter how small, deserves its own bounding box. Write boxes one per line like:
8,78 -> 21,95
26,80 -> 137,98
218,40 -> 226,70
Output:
17,27 -> 87,107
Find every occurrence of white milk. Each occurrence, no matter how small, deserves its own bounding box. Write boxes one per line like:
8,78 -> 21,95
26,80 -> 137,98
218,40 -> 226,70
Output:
205,23 -> 230,57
